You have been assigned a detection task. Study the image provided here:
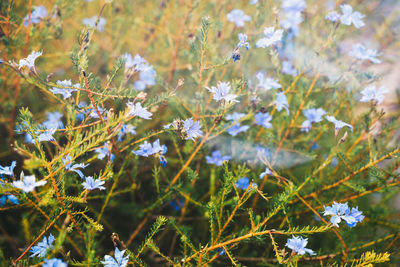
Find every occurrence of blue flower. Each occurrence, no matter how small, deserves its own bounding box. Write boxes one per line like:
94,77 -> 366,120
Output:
82,176 -> 105,191
227,9 -> 251,27
260,167 -> 273,179
254,112 -> 273,129
281,0 -> 306,13
325,11 -> 341,22
325,116 -> 353,132
339,4 -> 365,28
170,199 -> 185,211
274,92 -> 289,114
227,124 -> 250,136
30,234 -> 55,257
82,16 -> 106,32
13,174 -> 46,193
206,82 -> 239,104
42,258 -> 67,267
0,194 -> 19,206
301,108 -> 326,132
0,161 -> 16,176
37,129 -> 56,142
43,112 -> 64,130
88,105 -> 106,119
62,156 -> 88,179
226,112 -> 246,121
123,53 -> 148,72
285,236 -> 315,255
359,85 -> 388,104
237,33 -> 250,50
255,72 -> 281,91
256,27 -> 283,48
249,0 -> 258,4
117,124 -> 136,142
183,118 -> 203,140
95,143 -> 115,162
282,60 -> 298,76
349,44 -> 381,64
134,65 -> 156,91
18,50 -> 42,70
235,177 -> 257,190
280,11 -> 304,36
50,80 -> 80,99
323,202 -> 364,227
127,102 -> 152,119
206,151 -> 231,166
133,139 -> 167,158
23,6 -> 47,27
101,247 -> 129,267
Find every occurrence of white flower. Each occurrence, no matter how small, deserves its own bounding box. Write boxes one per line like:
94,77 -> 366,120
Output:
256,27 -> 283,48
359,85 -> 388,104
13,173 -> 46,193
18,50 -> 42,69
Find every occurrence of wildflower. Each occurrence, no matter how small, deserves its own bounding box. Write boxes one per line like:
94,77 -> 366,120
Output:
38,129 -> 56,142
227,124 -> 250,136
206,82 -> 239,104
206,150 -> 231,166
227,9 -> 251,27
101,247 -> 129,267
18,50 -> 42,70
325,116 -> 353,131
280,11 -> 303,35
281,0 -> 306,13
183,118 -> 203,140
170,199 -> 184,211
256,27 -> 283,48
133,139 -> 167,157
88,106 -> 105,119
323,202 -> 364,227
226,112 -> 246,121
235,177 -> 257,190
237,33 -> 250,50
285,236 -> 315,255
274,92 -> 289,114
30,234 -> 54,257
0,161 -> 16,176
301,108 -> 326,132
254,112 -> 273,129
42,112 -> 64,130
117,124 -> 136,142
82,16 -> 106,32
134,65 -> 157,91
0,194 -> 19,206
216,248 -> 225,255
250,0 -> 258,4
123,53 -> 148,72
23,6 -> 48,26
82,176 -> 105,191
282,60 -> 298,76
62,156 -> 88,179
325,11 -> 341,22
339,4 -> 365,28
349,44 -> 381,64
42,258 -> 67,267
359,85 -> 388,104
50,80 -> 80,99
255,72 -> 281,91
260,167 -> 273,179
13,173 -> 46,193
126,102 -> 152,119
95,143 -> 115,162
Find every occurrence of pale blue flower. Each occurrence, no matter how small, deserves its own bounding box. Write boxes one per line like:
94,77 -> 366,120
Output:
183,118 -> 203,140
256,27 -> 283,48
325,116 -> 353,131
227,124 -> 250,136
206,151 -> 231,166
23,6 -> 47,26
280,11 -> 303,35
235,177 -> 257,190
42,258 -> 67,267
134,65 -> 156,91
82,176 -> 105,191
301,108 -> 326,132
250,0 -> 258,4
285,236 -> 315,255
62,156 -> 88,179
43,112 -> 64,130
82,16 -> 106,32
206,82 -> 239,104
339,4 -> 365,28
13,174 -> 46,193
127,102 -> 152,119
323,202 -> 364,227
282,60 -> 298,76
18,50 -> 42,69
346,207 -> 365,227
30,234 -> 55,257
349,44 -> 381,64
226,112 -> 246,121
325,11 -> 341,22
95,143 -> 115,162
254,112 -> 273,129
133,139 -> 167,158
88,106 -> 105,119
0,161 -> 16,176
101,247 -> 129,267
256,72 -> 281,91
274,92 -> 289,114
0,195 -> 19,206
123,53 -> 148,72
117,124 -> 136,142
50,80 -> 80,99
38,129 -> 56,142
281,0 -> 306,13
260,167 -> 273,179
359,85 -> 388,104
227,9 -> 251,27
237,33 -> 250,50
